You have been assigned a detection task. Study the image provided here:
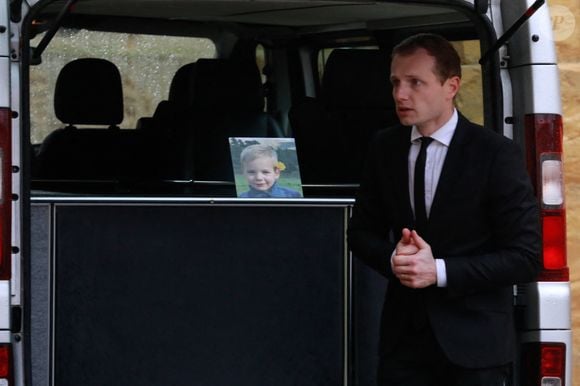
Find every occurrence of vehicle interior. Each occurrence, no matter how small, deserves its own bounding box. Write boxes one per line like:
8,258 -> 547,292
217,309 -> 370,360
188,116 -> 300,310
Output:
20,3 -> 514,386
23,0 -> 495,197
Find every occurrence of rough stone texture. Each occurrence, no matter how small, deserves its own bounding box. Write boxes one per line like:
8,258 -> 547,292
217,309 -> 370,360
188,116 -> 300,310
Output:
551,1 -> 580,384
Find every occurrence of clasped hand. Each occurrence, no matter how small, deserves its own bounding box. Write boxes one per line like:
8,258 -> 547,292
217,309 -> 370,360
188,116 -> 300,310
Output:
391,228 -> 437,288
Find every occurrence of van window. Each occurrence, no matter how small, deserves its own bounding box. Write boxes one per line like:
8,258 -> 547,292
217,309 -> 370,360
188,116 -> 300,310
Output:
317,47 -> 334,80
29,29 -> 216,143
256,44 -> 266,83
317,46 -> 379,84
316,40 -> 483,126
256,43 -> 267,111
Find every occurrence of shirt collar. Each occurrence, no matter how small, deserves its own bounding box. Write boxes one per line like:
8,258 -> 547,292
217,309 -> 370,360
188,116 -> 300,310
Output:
410,109 -> 458,147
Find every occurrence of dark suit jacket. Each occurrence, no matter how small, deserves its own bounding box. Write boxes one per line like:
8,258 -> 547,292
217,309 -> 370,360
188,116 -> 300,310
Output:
347,113 -> 541,368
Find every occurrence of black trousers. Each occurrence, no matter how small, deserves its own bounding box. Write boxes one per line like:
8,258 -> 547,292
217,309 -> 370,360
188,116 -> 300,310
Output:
377,326 -> 511,386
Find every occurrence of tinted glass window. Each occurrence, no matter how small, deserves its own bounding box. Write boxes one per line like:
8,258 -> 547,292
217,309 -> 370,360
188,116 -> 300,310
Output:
316,40 -> 483,125
29,29 -> 216,143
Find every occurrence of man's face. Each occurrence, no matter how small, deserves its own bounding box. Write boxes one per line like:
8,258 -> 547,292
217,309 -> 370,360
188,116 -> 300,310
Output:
390,48 -> 460,135
243,157 -> 280,191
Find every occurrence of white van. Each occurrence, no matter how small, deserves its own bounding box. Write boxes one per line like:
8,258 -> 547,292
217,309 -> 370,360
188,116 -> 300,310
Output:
0,0 -> 572,385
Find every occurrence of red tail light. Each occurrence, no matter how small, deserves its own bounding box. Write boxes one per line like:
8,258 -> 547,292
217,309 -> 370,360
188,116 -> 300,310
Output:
521,342 -> 566,386
0,344 -> 12,385
0,109 -> 11,280
524,114 -> 568,281
0,345 -> 9,377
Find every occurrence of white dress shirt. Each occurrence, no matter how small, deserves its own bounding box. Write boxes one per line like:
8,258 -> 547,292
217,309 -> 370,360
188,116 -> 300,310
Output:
407,109 -> 458,287
408,110 -> 458,217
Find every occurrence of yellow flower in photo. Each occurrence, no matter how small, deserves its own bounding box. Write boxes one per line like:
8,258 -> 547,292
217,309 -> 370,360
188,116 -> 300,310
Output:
276,161 -> 286,171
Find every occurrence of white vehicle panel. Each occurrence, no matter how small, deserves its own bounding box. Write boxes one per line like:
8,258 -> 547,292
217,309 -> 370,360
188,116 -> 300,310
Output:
489,0 -> 506,36
524,282 -> 571,330
0,1 -> 7,57
0,281 -> 9,329
501,0 -> 558,66
510,64 -> 562,115
500,68 -> 514,138
11,59 -> 20,305
0,57 -> 8,108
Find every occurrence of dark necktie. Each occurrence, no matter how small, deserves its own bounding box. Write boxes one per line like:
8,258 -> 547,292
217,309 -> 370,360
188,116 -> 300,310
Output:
414,137 -> 434,232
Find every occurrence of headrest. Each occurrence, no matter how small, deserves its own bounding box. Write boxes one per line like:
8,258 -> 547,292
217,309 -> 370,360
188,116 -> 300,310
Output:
191,59 -> 264,113
168,62 -> 197,107
54,58 -> 124,125
322,49 -> 393,110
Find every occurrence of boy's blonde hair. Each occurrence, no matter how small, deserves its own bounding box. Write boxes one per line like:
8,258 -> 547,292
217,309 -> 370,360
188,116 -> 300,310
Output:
240,144 -> 278,167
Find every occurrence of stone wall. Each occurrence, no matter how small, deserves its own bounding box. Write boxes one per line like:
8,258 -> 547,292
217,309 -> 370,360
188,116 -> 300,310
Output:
550,0 -> 580,384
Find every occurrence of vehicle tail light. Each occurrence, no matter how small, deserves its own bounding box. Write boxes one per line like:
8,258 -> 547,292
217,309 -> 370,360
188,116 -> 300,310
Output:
0,344 -> 12,385
524,114 -> 568,281
0,109 -> 11,280
521,342 -> 566,386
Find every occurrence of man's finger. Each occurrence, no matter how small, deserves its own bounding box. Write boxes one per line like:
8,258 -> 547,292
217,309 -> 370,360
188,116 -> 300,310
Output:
411,230 -> 429,249
392,254 -> 408,267
401,228 -> 412,244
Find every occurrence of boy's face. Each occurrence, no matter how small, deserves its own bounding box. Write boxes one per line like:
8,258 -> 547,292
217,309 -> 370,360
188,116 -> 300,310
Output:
242,157 -> 280,191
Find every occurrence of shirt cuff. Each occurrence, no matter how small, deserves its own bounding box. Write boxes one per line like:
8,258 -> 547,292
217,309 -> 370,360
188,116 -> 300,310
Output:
435,259 -> 447,287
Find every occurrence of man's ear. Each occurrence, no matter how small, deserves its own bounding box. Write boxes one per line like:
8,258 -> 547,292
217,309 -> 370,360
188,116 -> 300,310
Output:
273,167 -> 281,178
447,76 -> 461,99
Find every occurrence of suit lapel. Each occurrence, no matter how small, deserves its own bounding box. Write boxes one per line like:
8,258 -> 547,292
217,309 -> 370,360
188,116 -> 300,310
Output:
390,126 -> 414,227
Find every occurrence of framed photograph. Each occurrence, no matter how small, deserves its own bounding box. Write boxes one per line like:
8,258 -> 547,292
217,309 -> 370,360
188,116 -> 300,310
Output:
229,137 -> 303,198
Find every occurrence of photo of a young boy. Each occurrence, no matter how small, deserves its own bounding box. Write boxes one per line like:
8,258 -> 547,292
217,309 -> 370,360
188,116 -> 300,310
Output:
229,138 -> 303,198
239,144 -> 301,198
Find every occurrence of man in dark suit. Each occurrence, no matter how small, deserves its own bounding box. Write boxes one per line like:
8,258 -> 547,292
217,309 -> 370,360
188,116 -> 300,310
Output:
347,33 -> 541,386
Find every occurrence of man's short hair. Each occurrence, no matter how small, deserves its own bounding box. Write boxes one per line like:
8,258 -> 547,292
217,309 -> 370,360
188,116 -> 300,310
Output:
240,144 -> 278,166
392,33 -> 461,83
